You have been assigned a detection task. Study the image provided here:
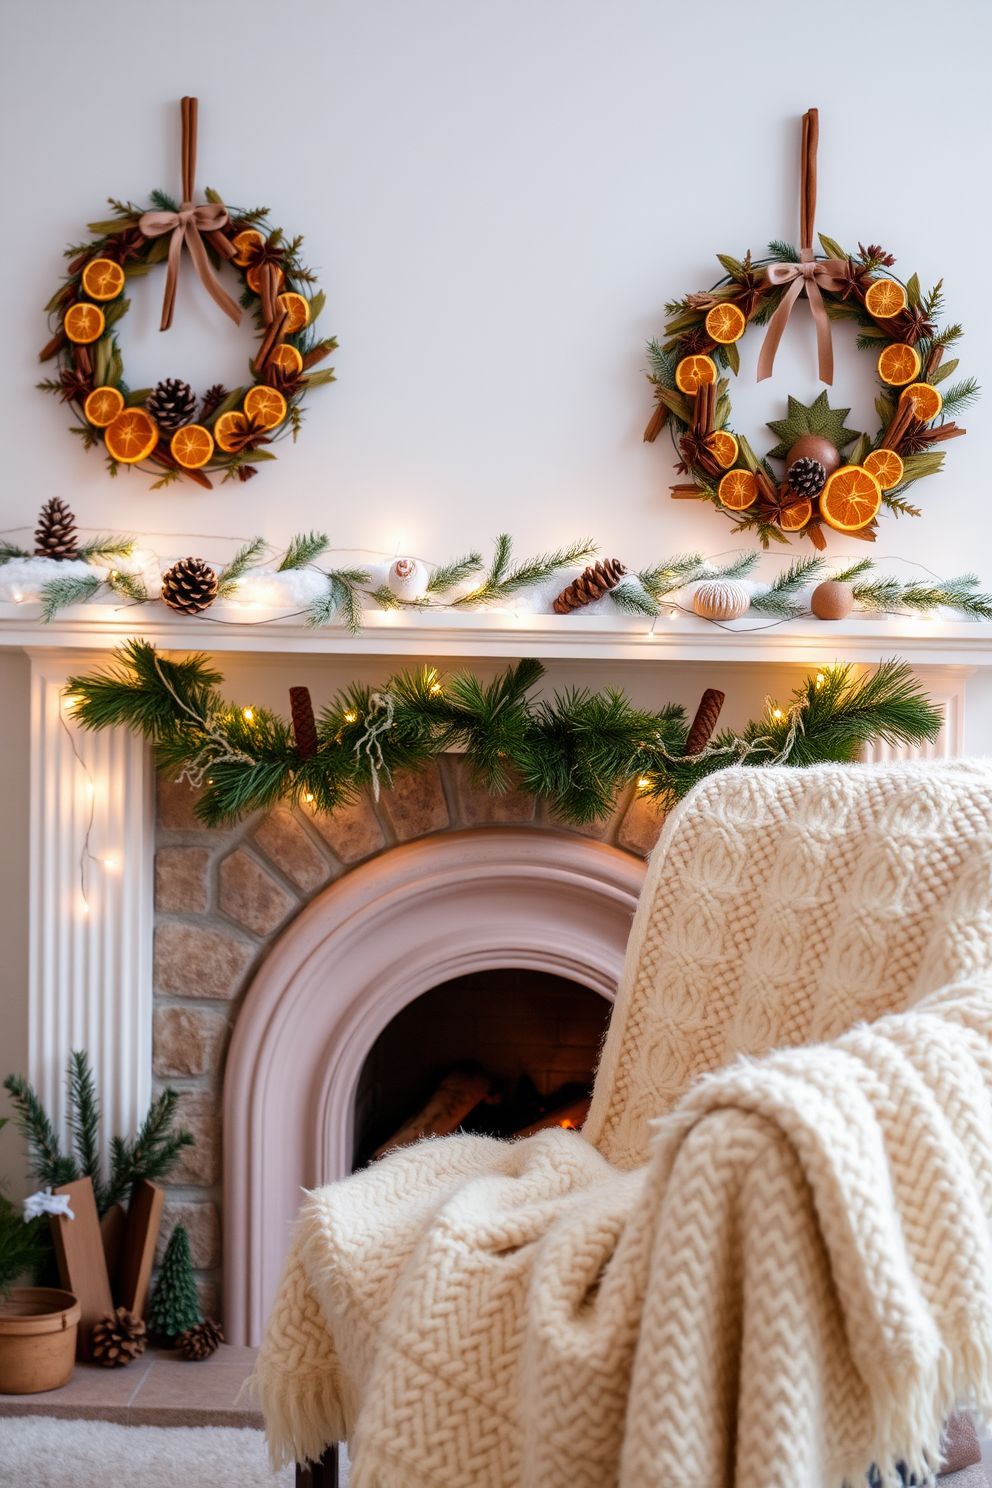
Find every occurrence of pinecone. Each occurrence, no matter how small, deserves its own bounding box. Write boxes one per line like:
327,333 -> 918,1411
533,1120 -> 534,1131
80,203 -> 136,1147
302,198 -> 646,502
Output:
553,559 -> 627,614
787,458 -> 827,499
176,1318 -> 224,1361
146,379 -> 197,432
92,1308 -> 147,1367
161,557 -> 219,615
34,497 -> 79,560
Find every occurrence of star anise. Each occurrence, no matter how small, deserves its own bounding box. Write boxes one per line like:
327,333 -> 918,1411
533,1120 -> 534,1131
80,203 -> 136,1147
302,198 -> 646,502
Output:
833,257 -> 873,301
236,463 -> 260,482
102,227 -> 147,266
677,431 -> 722,479
899,303 -> 936,345
727,252 -> 767,320
260,362 -> 305,399
59,369 -> 93,404
678,327 -> 716,358
220,414 -> 272,455
241,235 -> 285,273
756,484 -> 811,529
858,243 -> 896,270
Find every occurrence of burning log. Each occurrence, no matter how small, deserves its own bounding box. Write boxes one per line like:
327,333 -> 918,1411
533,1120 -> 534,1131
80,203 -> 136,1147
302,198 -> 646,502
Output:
373,1068 -> 492,1160
512,1096 -> 591,1139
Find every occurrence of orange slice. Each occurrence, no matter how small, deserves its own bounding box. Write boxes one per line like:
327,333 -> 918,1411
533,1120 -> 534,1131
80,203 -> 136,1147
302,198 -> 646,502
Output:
214,410 -> 249,453
819,466 -> 882,532
778,497 -> 813,530
864,278 -> 907,319
707,430 -> 739,469
863,448 -> 905,490
717,469 -> 758,510
64,302 -> 105,344
81,257 -> 126,301
675,355 -> 718,395
268,342 -> 304,375
901,382 -> 943,422
878,342 -> 921,386
170,423 -> 215,469
704,303 -> 746,344
231,230 -> 264,266
104,408 -> 159,464
83,386 -> 125,427
246,262 -> 285,294
243,385 -> 287,430
276,292 -> 311,334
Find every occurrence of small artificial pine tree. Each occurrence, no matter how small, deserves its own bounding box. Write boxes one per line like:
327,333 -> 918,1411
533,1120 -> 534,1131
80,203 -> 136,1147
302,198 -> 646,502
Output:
148,1224 -> 202,1343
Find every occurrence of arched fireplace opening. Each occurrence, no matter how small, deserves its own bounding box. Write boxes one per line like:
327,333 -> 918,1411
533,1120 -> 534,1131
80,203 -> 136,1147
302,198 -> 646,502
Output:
352,968 -> 611,1169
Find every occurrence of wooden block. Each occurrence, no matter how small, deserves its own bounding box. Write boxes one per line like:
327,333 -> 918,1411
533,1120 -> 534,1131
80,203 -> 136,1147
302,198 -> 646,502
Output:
50,1176 -> 113,1360
100,1202 -> 127,1280
114,1180 -> 165,1319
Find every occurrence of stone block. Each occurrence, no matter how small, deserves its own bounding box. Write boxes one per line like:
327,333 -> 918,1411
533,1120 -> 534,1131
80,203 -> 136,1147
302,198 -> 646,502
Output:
157,778 -> 210,831
253,808 -> 331,892
218,851 -> 294,936
166,1090 -> 221,1187
195,1278 -> 220,1323
446,755 -> 535,825
155,848 -> 211,914
309,794 -> 385,863
154,924 -> 254,1001
157,1201 -> 221,1271
378,763 -> 449,840
617,793 -> 667,856
153,1006 -> 228,1078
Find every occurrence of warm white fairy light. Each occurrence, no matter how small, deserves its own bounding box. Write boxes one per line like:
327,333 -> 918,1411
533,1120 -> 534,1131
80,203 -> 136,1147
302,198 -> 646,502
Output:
243,707 -> 254,723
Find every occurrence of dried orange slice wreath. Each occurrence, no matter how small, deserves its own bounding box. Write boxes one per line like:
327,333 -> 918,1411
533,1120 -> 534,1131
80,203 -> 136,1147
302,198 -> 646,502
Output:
645,239 -> 974,548
39,195 -> 336,488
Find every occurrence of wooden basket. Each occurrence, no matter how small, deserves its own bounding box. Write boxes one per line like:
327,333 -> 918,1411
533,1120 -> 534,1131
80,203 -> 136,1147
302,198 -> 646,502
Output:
0,1287 -> 80,1394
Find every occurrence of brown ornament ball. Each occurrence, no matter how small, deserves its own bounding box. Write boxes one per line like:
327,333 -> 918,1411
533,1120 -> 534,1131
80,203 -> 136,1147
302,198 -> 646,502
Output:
810,580 -> 854,621
786,434 -> 841,477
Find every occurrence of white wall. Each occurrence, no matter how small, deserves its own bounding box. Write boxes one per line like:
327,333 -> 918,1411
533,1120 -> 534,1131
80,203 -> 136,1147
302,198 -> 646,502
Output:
0,653 -> 31,1199
1,0 -> 989,580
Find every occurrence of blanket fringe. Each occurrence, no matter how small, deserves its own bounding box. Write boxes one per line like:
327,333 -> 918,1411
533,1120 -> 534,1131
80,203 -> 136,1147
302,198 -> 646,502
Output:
242,1364 -> 350,1470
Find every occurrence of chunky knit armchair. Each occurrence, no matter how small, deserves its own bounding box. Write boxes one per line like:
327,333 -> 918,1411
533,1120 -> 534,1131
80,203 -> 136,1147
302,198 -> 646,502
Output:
257,760 -> 992,1488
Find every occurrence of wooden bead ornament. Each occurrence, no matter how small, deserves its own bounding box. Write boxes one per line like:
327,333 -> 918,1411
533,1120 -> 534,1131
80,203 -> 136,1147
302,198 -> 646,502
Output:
810,579 -> 854,621
692,580 -> 751,621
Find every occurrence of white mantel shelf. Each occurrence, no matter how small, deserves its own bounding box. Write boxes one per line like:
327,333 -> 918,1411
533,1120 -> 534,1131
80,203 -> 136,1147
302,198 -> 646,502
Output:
2,603 -> 992,666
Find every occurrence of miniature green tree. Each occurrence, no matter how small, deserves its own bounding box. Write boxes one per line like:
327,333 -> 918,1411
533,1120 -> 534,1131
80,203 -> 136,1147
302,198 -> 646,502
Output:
148,1224 -> 202,1342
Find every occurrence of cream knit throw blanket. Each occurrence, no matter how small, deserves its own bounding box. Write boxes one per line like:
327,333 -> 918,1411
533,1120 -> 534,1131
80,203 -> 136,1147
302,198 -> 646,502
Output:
252,760 -> 992,1487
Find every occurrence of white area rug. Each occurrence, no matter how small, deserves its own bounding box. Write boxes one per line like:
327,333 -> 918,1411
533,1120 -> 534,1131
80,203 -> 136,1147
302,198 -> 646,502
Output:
0,1416 -> 352,1487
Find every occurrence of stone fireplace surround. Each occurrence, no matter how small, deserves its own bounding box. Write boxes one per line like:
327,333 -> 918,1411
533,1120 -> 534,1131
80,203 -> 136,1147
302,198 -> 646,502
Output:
155,757 -> 655,1343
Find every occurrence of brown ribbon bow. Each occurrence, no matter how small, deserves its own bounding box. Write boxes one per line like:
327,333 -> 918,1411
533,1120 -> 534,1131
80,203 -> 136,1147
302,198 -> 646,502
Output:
137,97 -> 242,333
756,108 -> 843,385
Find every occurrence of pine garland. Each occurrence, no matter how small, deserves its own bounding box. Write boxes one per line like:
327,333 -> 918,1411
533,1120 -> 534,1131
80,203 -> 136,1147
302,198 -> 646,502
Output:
65,641 -> 943,827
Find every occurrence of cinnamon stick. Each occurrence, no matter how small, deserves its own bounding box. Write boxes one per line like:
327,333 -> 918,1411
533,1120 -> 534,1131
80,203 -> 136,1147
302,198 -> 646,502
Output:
879,396 -> 915,452
148,447 -> 213,490
800,108 -> 818,253
255,304 -> 290,373
644,402 -> 667,443
924,343 -> 945,381
670,484 -> 704,499
181,96 -> 198,204
755,467 -> 779,504
685,689 -> 726,755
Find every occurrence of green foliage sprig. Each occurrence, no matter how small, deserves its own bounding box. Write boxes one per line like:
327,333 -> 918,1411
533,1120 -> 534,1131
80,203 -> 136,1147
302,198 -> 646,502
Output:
65,640 -> 942,827
3,1051 -> 193,1218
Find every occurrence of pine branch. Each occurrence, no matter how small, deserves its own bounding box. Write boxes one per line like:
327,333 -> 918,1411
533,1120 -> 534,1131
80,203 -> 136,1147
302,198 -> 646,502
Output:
453,536 -> 597,606
105,1088 -> 194,1211
150,189 -> 179,213
711,551 -> 761,581
426,553 -> 484,594
2,1073 -> 77,1189
749,556 -> 827,618
277,531 -> 329,570
937,379 -> 979,419
307,571 -> 369,633
107,570 -> 148,604
67,1052 -> 105,1209
76,537 -> 137,562
831,558 -> 874,584
216,537 -> 267,597
637,554 -> 707,602
0,541 -> 29,566
767,240 -> 799,262
41,573 -> 101,621
609,582 -> 659,617
372,584 -> 401,610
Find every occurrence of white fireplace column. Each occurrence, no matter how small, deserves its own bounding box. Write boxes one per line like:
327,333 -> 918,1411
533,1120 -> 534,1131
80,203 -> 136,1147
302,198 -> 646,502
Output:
27,649 -> 154,1153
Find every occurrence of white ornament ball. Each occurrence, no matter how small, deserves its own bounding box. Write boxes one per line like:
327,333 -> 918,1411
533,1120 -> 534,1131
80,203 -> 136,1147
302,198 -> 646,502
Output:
692,579 -> 751,621
386,557 -> 429,601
